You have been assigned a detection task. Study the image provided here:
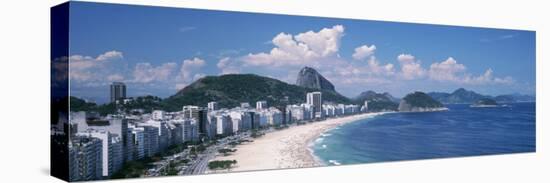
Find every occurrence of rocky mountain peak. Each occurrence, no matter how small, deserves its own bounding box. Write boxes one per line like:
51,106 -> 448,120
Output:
295,66 -> 335,91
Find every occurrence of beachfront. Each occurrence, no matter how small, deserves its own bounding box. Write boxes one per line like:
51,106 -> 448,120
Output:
212,112 -> 388,172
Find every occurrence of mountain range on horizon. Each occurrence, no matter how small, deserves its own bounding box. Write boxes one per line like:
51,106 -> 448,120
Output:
69,66 -> 535,115
427,88 -> 535,104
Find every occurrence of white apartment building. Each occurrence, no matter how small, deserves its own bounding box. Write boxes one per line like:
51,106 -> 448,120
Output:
207,101 -> 219,111
256,100 -> 268,110
129,126 -> 145,160
151,110 -> 165,120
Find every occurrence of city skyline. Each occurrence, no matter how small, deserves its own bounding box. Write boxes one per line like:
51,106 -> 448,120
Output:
67,2 -> 535,104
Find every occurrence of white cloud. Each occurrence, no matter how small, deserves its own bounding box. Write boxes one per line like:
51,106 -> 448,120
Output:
294,25 -> 344,57
397,54 -> 415,63
217,57 -> 240,75
107,74 -> 124,82
69,50 -> 123,82
397,54 -> 426,80
96,50 -> 123,61
352,44 -> 376,60
339,77 -> 392,85
175,57 -> 206,89
179,57 -> 206,80
428,57 -> 514,85
428,57 -> 466,82
366,56 -> 395,76
243,25 -> 345,67
193,73 -> 206,81
132,62 -> 177,83
323,56 -> 394,86
463,69 -> 515,85
494,76 -> 515,84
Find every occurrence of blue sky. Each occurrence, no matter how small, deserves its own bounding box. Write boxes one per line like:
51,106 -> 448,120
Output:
67,2 -> 536,104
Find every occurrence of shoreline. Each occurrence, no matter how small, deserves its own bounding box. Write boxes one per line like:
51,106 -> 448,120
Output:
212,112 -> 390,172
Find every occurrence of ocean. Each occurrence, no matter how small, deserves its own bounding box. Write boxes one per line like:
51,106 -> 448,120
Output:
312,102 -> 536,165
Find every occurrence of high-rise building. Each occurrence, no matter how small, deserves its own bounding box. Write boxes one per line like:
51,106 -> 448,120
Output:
306,92 -> 323,118
256,101 -> 268,110
145,120 -> 168,151
229,111 -> 252,132
182,118 -> 199,142
110,135 -> 123,175
110,82 -> 126,103
207,102 -> 218,111
182,105 -> 208,138
168,122 -> 184,145
69,146 -> 79,181
206,114 -> 218,139
83,130 -> 122,177
69,135 -> 103,181
124,127 -> 134,162
287,105 -> 305,122
266,108 -> 282,126
249,111 -> 260,129
138,124 -> 159,157
151,110 -> 165,120
215,114 -> 232,136
129,126 -> 145,160
75,116 -> 129,166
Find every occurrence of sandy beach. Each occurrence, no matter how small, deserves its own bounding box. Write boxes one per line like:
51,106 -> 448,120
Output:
212,112 -> 388,172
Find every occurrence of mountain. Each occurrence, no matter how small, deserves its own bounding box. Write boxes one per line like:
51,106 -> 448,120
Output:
428,88 -> 489,104
471,98 -> 498,107
426,92 -> 451,102
354,90 -> 399,111
428,88 -> 535,104
398,91 -> 445,112
355,90 -> 393,102
296,66 -> 335,92
493,95 -> 515,103
382,92 -> 401,103
165,74 -> 351,112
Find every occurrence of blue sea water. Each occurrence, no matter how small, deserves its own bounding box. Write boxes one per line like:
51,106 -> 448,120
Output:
312,102 -> 536,165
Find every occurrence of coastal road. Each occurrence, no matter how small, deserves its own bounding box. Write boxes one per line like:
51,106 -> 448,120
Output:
182,135 -> 246,175
193,149 -> 217,174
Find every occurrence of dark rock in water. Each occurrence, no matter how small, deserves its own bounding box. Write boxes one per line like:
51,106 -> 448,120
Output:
398,91 -> 446,112
296,66 -> 335,91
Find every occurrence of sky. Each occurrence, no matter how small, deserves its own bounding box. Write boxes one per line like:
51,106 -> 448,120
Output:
67,2 -> 536,104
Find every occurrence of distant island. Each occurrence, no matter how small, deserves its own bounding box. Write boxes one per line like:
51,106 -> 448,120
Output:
470,98 -> 499,108
398,92 -> 448,112
428,88 -> 535,104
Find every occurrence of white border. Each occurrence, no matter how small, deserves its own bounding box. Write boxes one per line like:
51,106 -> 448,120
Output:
0,0 -> 547,183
